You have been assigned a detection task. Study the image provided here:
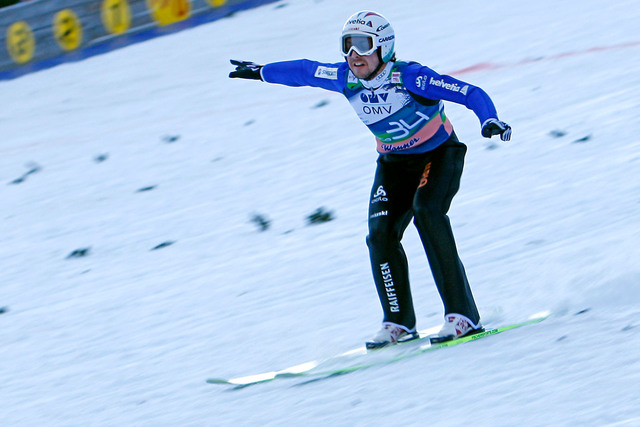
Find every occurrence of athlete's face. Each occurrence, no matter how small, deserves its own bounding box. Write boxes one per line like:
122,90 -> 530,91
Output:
346,50 -> 382,80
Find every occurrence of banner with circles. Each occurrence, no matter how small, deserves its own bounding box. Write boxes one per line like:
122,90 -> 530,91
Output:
0,0 -> 273,76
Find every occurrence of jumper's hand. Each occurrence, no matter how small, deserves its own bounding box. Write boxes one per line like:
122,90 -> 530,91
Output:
229,60 -> 263,80
481,119 -> 512,142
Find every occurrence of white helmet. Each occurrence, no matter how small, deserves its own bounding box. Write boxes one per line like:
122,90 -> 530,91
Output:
341,11 -> 395,63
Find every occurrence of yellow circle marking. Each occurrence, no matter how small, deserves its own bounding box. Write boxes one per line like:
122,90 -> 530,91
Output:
6,21 -> 35,64
101,0 -> 132,35
146,0 -> 191,26
53,9 -> 83,51
207,0 -> 227,7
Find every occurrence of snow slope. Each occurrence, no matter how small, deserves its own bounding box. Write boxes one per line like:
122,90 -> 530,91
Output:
2,0 -> 640,425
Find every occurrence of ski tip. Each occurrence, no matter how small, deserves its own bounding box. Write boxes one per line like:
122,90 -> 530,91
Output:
530,310 -> 552,320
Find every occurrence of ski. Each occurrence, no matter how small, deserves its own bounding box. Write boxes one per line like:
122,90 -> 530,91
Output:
206,311 -> 550,388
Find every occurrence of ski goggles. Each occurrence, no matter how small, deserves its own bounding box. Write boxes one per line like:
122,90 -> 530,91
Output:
341,33 -> 377,57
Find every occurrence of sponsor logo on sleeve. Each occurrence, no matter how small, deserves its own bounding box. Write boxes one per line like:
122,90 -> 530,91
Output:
314,66 -> 339,80
427,76 -> 470,94
416,75 -> 470,95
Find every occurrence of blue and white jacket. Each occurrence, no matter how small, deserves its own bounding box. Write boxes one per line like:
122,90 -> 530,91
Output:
261,59 -> 500,154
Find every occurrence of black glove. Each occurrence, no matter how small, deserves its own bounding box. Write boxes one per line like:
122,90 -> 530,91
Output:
481,119 -> 512,141
229,60 -> 263,80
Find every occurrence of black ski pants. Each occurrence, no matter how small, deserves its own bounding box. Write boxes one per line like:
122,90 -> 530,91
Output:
366,133 -> 480,330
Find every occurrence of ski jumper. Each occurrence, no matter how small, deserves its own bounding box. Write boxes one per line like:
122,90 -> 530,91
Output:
261,59 -> 500,329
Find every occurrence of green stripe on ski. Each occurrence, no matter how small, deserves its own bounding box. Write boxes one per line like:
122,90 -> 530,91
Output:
206,312 -> 549,388
431,313 -> 548,348
289,313 -> 549,378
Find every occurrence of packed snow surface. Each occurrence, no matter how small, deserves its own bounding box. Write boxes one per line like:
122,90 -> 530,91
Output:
2,0 -> 640,425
